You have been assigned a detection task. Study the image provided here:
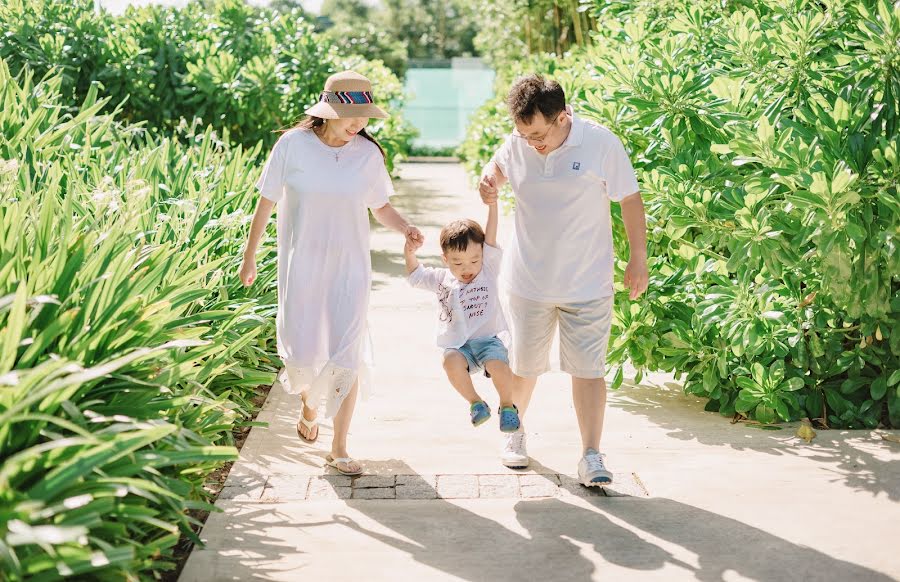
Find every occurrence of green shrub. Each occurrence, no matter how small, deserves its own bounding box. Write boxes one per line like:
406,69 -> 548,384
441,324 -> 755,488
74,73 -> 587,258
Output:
0,59 -> 278,580
0,0 -> 413,171
462,0 -> 900,428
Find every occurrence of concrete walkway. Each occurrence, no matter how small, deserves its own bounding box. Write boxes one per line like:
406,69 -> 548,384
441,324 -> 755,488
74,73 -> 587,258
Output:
180,163 -> 900,582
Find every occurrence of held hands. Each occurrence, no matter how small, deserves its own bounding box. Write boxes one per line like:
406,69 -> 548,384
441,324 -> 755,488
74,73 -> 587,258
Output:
623,256 -> 649,300
479,174 -> 499,205
405,224 -> 424,251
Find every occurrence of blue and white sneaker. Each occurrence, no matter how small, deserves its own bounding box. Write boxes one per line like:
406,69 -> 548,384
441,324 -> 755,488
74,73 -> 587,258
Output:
470,401 -> 491,427
578,448 -> 613,486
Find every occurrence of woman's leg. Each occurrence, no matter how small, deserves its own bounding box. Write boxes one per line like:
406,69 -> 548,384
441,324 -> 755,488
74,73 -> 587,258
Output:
330,379 -> 360,472
298,393 -> 318,440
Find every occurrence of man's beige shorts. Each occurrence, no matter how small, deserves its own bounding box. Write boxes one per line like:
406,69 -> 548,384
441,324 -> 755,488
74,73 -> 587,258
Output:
504,292 -> 614,379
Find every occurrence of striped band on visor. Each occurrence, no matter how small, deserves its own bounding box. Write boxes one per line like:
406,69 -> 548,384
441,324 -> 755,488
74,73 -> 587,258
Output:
319,90 -> 374,105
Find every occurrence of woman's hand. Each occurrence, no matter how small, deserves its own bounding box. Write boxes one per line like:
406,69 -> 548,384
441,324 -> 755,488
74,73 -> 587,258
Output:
405,225 -> 424,250
239,254 -> 258,287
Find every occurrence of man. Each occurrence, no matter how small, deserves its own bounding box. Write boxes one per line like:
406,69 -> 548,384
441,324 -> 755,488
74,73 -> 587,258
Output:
479,74 -> 648,486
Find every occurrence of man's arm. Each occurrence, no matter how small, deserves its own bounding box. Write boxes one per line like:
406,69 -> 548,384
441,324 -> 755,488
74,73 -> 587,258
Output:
620,192 -> 648,300
485,202 -> 499,247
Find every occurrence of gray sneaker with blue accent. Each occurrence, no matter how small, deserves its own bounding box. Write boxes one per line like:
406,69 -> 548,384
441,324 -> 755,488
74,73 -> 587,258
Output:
578,448 -> 613,486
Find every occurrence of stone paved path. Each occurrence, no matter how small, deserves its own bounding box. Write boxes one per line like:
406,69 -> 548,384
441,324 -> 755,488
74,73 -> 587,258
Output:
180,163 -> 900,582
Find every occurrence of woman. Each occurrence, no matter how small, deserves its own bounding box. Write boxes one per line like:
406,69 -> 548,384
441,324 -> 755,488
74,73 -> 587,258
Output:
239,71 -> 423,475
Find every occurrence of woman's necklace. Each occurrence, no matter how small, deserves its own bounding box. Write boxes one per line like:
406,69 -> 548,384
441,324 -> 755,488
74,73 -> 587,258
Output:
314,127 -> 349,162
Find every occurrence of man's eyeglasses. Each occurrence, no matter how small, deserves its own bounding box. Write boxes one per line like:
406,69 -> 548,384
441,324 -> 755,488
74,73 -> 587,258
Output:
512,117 -> 558,144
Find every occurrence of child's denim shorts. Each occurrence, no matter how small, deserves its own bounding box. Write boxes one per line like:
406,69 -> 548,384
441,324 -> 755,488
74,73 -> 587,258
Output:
446,336 -> 509,377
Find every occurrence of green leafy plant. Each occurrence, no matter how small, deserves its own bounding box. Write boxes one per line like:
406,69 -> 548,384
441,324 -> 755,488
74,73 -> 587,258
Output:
734,361 -> 805,424
462,0 -> 899,428
0,0 -> 413,171
0,59 -> 279,579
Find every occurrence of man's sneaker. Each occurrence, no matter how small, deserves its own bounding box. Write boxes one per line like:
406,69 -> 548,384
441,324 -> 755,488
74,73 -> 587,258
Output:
578,448 -> 613,486
501,429 -> 529,468
498,405 -> 521,433
470,401 -> 491,427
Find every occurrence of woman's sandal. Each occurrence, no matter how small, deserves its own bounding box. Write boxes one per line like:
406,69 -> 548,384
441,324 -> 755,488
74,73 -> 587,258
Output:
296,415 -> 319,443
325,454 -> 363,476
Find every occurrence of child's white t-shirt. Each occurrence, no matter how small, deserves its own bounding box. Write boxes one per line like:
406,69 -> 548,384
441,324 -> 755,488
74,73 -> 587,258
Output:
408,244 -> 508,349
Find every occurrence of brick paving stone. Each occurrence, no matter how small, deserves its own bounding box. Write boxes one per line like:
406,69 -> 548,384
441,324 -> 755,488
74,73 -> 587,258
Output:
352,487 -> 397,499
437,475 -> 478,499
308,476 -> 352,500
519,474 -> 561,498
260,475 -> 310,502
396,475 -> 438,500
353,475 -> 396,489
478,475 -> 520,498
218,486 -> 265,501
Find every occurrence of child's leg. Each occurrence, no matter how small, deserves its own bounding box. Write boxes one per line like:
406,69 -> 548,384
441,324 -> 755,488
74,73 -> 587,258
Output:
484,360 -> 515,408
443,350 -> 482,403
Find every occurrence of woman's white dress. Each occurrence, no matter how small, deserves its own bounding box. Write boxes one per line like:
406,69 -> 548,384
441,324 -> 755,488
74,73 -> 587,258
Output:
256,128 -> 393,418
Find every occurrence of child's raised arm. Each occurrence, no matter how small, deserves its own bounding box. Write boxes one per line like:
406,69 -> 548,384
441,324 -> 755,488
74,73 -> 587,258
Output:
485,202 -> 499,247
404,239 -> 421,275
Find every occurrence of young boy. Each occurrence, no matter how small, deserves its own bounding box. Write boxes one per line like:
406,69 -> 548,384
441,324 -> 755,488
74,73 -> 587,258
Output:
404,202 -> 521,432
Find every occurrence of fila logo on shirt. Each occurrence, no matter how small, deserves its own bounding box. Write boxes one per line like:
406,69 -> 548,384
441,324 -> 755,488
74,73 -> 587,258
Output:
572,162 -> 581,170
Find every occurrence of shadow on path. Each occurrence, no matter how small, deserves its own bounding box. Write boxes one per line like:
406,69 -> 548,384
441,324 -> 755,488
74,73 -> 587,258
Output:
613,380 -> 900,501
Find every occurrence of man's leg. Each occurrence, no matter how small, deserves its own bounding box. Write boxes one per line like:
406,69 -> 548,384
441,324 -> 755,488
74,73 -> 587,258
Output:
505,292 -> 556,419
512,374 -> 539,418
558,296 -> 615,485
572,376 -> 607,453
500,293 -> 557,468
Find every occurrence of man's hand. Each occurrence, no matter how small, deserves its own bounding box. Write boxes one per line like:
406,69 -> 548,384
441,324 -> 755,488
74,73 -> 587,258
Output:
479,174 -> 499,204
623,256 -> 649,300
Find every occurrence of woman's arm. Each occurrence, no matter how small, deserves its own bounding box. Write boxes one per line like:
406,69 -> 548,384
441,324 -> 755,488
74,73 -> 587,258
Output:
372,203 -> 424,248
371,203 -> 409,232
239,197 -> 276,286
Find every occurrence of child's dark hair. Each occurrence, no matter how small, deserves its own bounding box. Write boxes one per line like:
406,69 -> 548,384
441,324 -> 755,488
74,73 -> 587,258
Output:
506,74 -> 566,123
440,219 -> 485,254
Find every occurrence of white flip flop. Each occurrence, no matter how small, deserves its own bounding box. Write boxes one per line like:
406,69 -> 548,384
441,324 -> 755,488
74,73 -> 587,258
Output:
296,415 -> 319,443
325,454 -> 363,476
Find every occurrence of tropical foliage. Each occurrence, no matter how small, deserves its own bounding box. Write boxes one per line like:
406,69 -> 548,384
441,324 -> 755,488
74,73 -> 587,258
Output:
461,0 -> 900,428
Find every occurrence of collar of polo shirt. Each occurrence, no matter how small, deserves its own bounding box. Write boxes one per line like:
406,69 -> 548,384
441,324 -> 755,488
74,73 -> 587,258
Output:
557,105 -> 585,150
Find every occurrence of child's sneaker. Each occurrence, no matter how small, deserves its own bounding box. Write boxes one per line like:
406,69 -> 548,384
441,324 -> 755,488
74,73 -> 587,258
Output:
498,405 -> 520,433
578,448 -> 613,486
470,401 -> 491,427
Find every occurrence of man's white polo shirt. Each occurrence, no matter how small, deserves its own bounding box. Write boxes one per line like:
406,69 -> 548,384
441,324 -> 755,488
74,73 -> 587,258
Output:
491,107 -> 639,303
